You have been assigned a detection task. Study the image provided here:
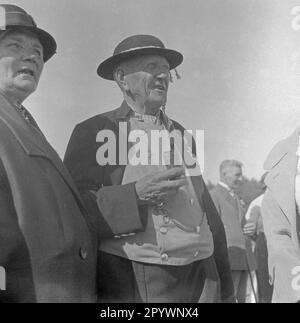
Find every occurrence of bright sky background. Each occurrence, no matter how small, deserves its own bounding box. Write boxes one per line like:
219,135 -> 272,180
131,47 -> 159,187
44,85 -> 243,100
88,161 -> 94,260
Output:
8,0 -> 300,183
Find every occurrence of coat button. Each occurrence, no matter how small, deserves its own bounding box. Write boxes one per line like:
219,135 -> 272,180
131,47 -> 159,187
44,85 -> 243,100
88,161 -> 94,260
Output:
161,253 -> 169,262
80,248 -> 87,260
160,227 -> 168,234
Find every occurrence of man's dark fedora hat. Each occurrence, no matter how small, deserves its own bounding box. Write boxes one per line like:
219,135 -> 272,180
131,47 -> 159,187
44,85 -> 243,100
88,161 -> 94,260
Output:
97,34 -> 183,80
0,4 -> 56,62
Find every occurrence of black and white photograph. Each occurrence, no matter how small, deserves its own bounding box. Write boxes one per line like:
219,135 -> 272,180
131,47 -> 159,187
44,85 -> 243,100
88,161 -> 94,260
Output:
0,0 -> 300,307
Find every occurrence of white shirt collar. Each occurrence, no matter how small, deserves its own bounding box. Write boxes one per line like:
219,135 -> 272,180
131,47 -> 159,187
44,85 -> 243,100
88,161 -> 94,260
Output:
219,181 -> 231,191
219,181 -> 235,196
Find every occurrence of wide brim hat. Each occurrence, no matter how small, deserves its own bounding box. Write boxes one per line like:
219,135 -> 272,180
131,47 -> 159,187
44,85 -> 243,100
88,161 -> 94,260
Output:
97,34 -> 183,80
0,4 -> 57,62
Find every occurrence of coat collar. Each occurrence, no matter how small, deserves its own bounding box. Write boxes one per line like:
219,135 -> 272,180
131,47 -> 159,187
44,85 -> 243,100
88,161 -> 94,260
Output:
0,94 -> 50,158
0,94 -> 85,210
215,183 -> 238,206
113,101 -> 133,121
113,101 -> 170,124
218,181 -> 233,193
264,127 -> 300,171
264,128 -> 300,224
216,183 -> 232,195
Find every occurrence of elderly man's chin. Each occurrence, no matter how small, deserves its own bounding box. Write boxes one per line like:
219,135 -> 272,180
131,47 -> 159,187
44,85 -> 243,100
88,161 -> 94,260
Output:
149,90 -> 167,107
14,77 -> 38,95
231,182 -> 241,190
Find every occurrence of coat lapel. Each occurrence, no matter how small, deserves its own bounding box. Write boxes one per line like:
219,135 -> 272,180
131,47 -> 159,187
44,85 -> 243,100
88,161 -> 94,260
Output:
0,94 -> 85,208
216,184 -> 236,207
264,129 -> 300,224
0,95 -> 49,157
103,101 -> 132,186
113,101 -> 132,122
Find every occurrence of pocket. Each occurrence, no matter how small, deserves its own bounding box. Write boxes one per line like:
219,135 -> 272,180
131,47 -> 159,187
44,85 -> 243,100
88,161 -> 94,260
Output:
276,229 -> 292,238
171,218 -> 200,233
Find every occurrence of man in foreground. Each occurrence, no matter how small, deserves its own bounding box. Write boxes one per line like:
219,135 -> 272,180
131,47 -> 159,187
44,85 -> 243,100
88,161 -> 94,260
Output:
0,4 -> 120,303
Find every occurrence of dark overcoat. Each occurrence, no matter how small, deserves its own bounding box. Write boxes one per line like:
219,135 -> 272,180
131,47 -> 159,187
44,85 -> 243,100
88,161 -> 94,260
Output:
0,94 -> 98,303
210,184 -> 257,271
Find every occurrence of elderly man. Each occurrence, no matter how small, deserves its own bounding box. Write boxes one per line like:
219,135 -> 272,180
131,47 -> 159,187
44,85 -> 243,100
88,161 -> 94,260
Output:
262,128 -> 300,303
64,34 -> 234,303
0,4 -> 119,303
210,160 -> 257,303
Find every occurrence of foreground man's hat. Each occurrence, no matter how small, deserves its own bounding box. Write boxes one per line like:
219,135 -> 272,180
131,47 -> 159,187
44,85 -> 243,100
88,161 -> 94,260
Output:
0,4 -> 57,62
97,34 -> 183,80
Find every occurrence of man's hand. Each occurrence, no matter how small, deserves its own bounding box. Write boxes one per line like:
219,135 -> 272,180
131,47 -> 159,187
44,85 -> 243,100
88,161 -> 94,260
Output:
243,222 -> 256,237
135,167 -> 187,206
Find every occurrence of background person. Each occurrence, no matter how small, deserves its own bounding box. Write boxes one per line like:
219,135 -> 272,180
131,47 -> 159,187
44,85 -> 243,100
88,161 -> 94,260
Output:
210,160 -> 257,303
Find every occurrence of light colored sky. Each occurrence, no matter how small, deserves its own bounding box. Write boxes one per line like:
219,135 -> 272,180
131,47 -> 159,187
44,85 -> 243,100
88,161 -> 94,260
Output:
8,0 -> 300,183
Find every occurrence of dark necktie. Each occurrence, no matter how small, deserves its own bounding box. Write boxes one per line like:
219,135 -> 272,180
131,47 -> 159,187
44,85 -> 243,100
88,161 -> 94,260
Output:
15,104 -> 40,131
16,105 -> 31,123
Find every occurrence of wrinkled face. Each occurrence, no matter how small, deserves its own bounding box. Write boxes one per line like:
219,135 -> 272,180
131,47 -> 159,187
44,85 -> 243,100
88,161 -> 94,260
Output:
222,166 -> 243,190
0,30 -> 44,103
119,55 -> 170,111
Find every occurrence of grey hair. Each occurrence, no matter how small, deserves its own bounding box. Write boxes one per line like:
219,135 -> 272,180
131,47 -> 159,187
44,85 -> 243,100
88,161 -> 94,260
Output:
113,59 -> 135,92
219,160 -> 243,175
113,66 -> 124,92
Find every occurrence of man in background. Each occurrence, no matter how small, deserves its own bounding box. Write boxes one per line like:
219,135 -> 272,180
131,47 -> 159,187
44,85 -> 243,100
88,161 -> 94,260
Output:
210,160 -> 256,303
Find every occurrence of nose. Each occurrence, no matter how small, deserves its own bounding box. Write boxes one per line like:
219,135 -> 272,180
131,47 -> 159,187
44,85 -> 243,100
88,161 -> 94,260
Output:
23,53 -> 38,64
21,48 -> 40,65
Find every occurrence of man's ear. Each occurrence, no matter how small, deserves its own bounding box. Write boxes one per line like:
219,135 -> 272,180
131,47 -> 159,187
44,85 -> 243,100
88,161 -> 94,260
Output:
115,68 -> 128,91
